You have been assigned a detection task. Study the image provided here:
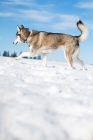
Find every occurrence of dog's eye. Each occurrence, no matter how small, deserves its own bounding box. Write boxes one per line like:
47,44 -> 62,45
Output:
17,34 -> 21,36
16,32 -> 21,37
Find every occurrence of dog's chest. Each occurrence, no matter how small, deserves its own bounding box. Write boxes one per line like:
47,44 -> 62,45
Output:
29,45 -> 33,51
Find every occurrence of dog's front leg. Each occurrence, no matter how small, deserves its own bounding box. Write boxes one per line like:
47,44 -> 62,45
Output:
42,53 -> 48,67
15,51 -> 36,60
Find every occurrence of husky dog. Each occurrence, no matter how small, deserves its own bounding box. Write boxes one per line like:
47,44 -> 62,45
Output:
13,20 -> 88,69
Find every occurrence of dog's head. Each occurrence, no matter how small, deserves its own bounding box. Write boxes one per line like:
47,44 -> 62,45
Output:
13,25 -> 30,45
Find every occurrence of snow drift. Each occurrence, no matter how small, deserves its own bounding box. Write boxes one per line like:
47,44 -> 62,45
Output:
0,57 -> 93,140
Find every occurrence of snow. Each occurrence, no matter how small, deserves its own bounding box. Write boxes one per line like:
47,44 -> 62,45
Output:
0,56 -> 93,140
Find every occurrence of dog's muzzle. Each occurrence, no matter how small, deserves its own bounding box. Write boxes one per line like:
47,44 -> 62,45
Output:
13,42 -> 18,45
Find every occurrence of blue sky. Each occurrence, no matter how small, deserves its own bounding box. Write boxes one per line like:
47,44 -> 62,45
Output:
0,0 -> 93,64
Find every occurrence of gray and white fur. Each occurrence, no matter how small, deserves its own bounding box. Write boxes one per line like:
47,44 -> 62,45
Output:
13,20 -> 88,69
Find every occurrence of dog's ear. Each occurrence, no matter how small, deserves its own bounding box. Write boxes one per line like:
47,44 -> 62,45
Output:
26,28 -> 29,31
21,25 -> 24,29
17,25 -> 21,32
31,30 -> 38,36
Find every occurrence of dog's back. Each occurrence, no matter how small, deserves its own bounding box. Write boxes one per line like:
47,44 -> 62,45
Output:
30,31 -> 78,50
13,20 -> 88,69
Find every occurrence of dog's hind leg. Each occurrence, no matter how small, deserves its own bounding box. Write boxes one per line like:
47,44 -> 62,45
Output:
74,57 -> 85,70
64,52 -> 74,69
42,53 -> 48,67
15,51 -> 36,60
67,56 -> 74,69
73,48 -> 85,70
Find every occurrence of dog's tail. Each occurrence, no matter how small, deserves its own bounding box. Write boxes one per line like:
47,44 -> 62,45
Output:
77,20 -> 88,42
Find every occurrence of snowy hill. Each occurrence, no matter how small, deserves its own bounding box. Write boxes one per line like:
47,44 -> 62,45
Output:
0,57 -> 93,140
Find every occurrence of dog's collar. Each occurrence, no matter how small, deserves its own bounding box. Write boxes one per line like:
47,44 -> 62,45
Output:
26,31 -> 31,46
27,31 -> 30,40
25,31 -> 30,42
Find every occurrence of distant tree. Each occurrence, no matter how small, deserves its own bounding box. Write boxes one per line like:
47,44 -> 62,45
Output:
11,52 -> 17,57
7,51 -> 10,57
19,51 -> 22,55
33,57 -> 36,59
2,51 -> 10,57
23,56 -> 28,59
37,54 -> 41,60
2,51 -> 7,57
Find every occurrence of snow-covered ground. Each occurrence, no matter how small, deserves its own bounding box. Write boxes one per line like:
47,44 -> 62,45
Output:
0,56 -> 93,140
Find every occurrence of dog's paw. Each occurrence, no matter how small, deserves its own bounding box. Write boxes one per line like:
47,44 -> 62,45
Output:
15,57 -> 20,60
